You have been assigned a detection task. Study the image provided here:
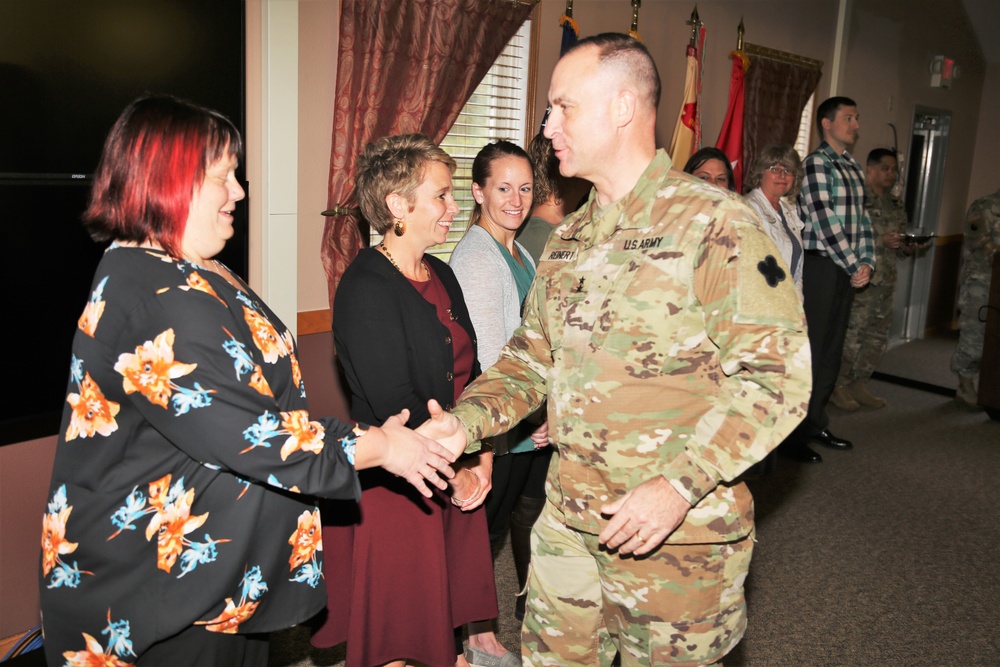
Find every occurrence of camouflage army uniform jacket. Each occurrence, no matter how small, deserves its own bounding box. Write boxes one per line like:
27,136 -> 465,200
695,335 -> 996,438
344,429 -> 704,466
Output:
960,188 -> 1000,286
452,150 -> 811,544
865,186 -> 908,286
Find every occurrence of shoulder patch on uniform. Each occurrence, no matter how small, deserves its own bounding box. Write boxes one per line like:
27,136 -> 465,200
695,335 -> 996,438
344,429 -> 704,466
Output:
757,255 -> 786,287
734,222 -> 802,324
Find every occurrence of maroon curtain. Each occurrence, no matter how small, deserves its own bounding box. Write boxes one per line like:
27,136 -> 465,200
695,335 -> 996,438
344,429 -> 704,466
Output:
321,0 -> 535,309
742,43 -> 823,189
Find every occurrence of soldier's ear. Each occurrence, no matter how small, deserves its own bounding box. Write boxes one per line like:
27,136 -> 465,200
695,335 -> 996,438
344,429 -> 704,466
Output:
614,89 -> 637,128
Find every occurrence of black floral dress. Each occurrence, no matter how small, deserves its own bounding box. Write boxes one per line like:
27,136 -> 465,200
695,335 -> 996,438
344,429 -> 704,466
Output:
40,245 -> 363,664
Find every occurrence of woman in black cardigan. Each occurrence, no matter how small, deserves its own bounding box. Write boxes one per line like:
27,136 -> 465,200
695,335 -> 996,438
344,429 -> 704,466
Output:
313,134 -> 508,667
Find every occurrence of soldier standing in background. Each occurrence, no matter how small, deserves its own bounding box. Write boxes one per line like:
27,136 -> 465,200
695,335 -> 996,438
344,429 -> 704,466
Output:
420,33 -> 811,665
951,187 -> 1000,406
831,148 -> 910,410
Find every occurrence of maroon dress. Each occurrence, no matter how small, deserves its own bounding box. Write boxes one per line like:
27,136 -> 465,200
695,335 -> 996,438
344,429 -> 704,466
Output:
313,259 -> 498,667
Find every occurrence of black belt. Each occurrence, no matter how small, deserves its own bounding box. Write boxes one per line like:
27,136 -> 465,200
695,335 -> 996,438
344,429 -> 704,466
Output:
804,249 -> 828,258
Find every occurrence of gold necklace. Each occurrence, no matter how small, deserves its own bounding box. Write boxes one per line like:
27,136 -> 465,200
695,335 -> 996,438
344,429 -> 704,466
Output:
380,241 -> 428,280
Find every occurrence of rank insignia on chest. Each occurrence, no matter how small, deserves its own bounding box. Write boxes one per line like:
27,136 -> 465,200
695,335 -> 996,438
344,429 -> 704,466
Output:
622,237 -> 665,251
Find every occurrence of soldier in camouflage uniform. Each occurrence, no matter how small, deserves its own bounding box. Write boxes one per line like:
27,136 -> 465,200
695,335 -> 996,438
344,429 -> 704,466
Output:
951,187 -> 1000,406
419,34 -> 811,666
831,149 -> 910,410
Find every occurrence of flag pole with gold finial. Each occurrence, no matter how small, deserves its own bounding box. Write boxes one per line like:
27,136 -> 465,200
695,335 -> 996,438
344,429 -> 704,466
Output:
628,0 -> 642,42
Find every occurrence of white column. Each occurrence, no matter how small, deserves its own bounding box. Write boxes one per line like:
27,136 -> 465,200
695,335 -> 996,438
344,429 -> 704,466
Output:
829,0 -> 852,97
259,0 -> 299,336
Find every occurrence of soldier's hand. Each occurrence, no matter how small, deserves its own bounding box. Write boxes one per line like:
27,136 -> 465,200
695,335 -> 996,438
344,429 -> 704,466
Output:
598,476 -> 690,556
883,231 -> 903,249
417,399 -> 469,458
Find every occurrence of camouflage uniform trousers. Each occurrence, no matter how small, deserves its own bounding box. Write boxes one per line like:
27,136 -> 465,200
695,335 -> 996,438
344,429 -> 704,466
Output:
950,279 -> 990,377
521,500 -> 753,667
838,282 -> 895,384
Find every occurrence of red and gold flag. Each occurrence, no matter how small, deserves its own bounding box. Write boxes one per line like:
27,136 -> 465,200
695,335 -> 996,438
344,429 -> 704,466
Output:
668,26 -> 706,166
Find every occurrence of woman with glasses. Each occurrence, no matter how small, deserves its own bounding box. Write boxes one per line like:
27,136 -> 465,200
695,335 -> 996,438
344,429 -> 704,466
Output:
745,144 -> 806,298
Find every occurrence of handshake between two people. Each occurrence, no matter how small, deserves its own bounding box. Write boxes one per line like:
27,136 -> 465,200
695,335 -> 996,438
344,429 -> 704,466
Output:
367,400 -> 689,554
360,399 -> 549,511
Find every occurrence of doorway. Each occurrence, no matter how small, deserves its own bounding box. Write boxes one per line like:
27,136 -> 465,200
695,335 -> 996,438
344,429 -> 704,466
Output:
890,108 -> 951,344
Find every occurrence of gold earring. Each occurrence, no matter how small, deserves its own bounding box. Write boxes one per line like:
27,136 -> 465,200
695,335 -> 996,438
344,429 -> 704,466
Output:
393,219 -> 405,236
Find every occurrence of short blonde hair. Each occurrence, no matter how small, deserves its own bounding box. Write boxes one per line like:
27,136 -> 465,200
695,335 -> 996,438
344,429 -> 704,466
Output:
745,144 -> 803,198
355,134 -> 456,234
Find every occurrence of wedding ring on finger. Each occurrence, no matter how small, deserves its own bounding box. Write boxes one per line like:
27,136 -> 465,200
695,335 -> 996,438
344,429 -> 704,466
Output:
635,532 -> 644,543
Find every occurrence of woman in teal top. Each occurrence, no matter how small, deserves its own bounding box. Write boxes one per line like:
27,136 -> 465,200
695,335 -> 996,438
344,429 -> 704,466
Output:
449,141 -> 549,663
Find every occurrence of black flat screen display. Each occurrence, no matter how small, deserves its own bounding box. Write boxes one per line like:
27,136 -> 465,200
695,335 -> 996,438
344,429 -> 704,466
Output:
0,0 -> 246,445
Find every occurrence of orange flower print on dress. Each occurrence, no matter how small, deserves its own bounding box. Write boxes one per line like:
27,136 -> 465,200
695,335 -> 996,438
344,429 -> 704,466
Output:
278,410 -> 325,461
199,597 -> 261,634
249,365 -> 273,397
62,611 -> 137,666
287,508 -> 324,587
42,503 -> 77,576
77,277 -> 108,338
108,475 -> 228,578
115,329 -> 197,409
180,271 -> 227,306
144,478 -> 209,573
289,351 -> 304,397
41,485 -> 93,592
62,632 -> 134,667
43,486 -> 91,590
196,565 -> 268,633
243,306 -> 286,364
66,372 -> 120,441
280,331 -> 304,396
288,509 -> 322,570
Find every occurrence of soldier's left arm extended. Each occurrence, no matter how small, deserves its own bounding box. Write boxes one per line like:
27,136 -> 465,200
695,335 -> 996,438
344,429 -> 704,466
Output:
662,204 -> 813,505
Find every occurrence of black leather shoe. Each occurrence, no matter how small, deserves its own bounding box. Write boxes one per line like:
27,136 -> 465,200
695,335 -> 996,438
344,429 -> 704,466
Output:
778,442 -> 822,463
811,429 -> 853,450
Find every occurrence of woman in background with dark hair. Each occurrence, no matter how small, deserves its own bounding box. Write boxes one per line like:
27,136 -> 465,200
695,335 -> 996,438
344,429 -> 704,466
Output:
449,141 -> 546,665
39,96 -> 454,666
683,146 -> 737,191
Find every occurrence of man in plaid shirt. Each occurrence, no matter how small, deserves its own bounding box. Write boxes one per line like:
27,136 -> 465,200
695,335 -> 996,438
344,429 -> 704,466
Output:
786,96 -> 875,463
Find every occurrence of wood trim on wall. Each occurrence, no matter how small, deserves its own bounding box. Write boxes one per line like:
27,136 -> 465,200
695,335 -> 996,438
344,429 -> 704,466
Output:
298,309 -> 332,335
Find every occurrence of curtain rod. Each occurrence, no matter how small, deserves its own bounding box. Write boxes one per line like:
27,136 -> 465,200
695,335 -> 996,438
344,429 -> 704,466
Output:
745,42 -> 823,69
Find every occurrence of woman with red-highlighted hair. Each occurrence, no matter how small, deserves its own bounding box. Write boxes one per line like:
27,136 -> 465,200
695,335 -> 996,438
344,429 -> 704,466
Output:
39,95 -> 457,666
